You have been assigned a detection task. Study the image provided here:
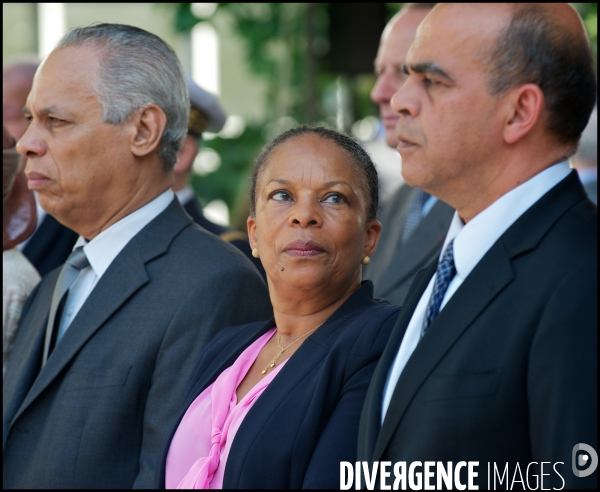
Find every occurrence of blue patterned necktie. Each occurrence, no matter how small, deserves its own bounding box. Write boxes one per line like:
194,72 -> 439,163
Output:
400,189 -> 431,245
41,247 -> 90,367
421,239 -> 456,338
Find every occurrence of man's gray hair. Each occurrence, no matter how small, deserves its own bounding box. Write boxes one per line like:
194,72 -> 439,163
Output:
55,23 -> 189,171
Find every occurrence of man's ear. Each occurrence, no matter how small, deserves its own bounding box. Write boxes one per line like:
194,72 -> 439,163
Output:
503,83 -> 545,145
247,216 -> 257,249
173,135 -> 198,175
130,104 -> 167,158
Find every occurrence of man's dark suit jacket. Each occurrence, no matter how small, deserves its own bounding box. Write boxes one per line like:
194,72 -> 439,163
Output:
181,195 -> 266,280
3,198 -> 273,489
364,184 -> 454,306
22,214 -> 78,277
358,172 -> 597,489
157,281 -> 400,489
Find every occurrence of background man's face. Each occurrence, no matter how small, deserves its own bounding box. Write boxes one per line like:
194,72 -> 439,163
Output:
371,9 -> 431,148
3,68 -> 36,140
17,46 -> 134,230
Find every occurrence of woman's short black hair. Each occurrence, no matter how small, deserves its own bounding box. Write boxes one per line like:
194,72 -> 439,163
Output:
249,125 -> 379,221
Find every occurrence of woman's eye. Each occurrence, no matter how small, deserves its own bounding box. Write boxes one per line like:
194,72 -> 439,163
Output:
322,193 -> 346,204
270,190 -> 292,202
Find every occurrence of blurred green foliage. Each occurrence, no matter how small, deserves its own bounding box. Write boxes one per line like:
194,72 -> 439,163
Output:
573,3 -> 597,60
191,125 -> 265,229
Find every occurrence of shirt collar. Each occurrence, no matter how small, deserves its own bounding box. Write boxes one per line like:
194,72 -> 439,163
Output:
74,189 -> 174,279
441,161 -> 571,280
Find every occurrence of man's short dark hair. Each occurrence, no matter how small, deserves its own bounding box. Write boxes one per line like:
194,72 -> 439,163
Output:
486,4 -> 597,155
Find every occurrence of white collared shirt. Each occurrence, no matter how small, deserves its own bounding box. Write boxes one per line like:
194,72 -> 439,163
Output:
380,161 -> 572,423
56,189 -> 174,341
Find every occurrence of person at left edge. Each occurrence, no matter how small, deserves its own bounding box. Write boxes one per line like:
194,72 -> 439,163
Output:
174,75 -> 266,279
156,125 -> 400,488
3,59 -> 79,277
2,23 -> 272,489
3,124 -> 40,378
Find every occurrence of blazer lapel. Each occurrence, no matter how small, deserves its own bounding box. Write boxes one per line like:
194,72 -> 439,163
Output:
11,198 -> 192,423
183,319 -> 276,409
223,283 -> 377,487
222,319 -> 339,488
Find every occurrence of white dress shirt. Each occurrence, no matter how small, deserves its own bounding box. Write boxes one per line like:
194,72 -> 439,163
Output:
56,189 -> 174,341
381,161 -> 572,422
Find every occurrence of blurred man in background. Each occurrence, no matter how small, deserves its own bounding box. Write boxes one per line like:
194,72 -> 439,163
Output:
364,3 -> 454,306
3,58 -> 78,277
572,104 -> 597,203
174,76 -> 265,278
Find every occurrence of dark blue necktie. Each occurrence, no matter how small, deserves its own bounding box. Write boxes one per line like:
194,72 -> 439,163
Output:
421,239 -> 456,338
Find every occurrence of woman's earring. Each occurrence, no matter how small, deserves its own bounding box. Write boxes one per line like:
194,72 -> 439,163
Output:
361,256 -> 371,265
252,248 -> 260,258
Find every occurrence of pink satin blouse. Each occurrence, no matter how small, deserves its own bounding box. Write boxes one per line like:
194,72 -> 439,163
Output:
165,328 -> 285,489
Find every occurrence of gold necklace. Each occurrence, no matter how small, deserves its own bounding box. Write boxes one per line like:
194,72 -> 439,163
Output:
261,322 -> 324,375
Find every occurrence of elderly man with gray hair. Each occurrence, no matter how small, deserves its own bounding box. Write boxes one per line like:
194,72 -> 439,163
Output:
2,23 -> 271,489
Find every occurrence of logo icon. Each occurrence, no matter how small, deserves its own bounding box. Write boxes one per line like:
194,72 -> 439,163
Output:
572,443 -> 598,478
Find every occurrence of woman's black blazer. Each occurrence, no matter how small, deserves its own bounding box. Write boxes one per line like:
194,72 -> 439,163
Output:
156,281 -> 400,489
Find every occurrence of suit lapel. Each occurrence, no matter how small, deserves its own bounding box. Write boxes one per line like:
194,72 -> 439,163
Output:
10,198 -> 192,424
371,171 -> 588,461
373,242 -> 514,460
2,273 -> 58,435
15,246 -> 150,421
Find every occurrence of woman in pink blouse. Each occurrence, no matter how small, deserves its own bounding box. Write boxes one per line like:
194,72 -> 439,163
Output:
157,126 -> 401,489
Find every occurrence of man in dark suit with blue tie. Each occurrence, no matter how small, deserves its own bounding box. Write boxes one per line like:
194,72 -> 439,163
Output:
2,23 -> 272,488
358,3 -> 597,489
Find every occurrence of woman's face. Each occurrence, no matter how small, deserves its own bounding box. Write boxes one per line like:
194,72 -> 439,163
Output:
248,134 -> 381,295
